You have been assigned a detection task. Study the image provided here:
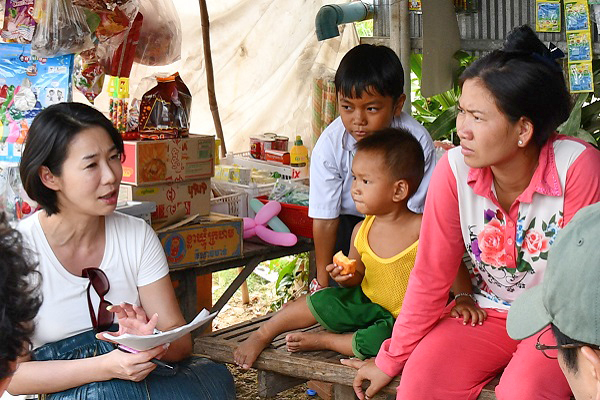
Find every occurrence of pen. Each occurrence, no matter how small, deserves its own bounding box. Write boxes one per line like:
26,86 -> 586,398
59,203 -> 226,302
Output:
117,344 -> 175,370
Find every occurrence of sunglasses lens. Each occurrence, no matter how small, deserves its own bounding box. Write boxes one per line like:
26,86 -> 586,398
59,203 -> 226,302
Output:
97,299 -> 114,332
84,268 -> 110,297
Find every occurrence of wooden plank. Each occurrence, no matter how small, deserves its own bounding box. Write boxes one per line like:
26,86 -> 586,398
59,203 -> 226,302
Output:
257,370 -> 307,397
195,335 -> 499,399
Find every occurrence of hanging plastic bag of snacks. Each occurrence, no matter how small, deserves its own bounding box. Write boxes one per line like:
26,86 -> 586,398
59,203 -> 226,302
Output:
73,48 -> 106,104
135,0 -> 181,66
30,0 -> 94,57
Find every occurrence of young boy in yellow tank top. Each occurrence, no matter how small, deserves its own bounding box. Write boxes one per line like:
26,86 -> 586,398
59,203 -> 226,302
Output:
234,129 -> 484,369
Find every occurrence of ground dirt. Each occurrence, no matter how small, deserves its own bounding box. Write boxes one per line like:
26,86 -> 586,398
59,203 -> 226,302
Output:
211,274 -> 312,399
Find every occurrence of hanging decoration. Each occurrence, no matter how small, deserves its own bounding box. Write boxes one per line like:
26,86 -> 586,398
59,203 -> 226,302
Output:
535,1 -> 561,32
564,0 -> 594,93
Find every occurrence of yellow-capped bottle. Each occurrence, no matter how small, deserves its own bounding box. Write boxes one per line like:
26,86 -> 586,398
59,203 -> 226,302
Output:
290,135 -> 309,179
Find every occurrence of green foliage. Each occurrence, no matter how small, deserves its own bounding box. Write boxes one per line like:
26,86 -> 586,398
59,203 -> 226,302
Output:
354,19 -> 373,37
268,253 -> 310,311
557,59 -> 600,146
410,51 -> 478,142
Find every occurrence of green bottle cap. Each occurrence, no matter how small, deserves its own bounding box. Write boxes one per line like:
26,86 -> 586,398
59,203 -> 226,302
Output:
294,135 -> 303,146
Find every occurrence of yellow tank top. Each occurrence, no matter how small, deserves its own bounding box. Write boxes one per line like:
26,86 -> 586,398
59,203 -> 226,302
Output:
355,215 -> 418,318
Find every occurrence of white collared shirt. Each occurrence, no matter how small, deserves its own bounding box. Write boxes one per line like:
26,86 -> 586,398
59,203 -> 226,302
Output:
308,112 -> 436,219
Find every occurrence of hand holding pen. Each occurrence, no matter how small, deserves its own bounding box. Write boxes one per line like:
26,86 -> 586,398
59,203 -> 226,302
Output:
117,344 -> 174,369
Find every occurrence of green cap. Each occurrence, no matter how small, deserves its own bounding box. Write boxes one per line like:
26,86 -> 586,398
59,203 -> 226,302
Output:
507,202 -> 600,344
294,135 -> 303,146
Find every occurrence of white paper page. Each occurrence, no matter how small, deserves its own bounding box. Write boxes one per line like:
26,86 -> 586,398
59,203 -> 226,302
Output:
104,309 -> 217,351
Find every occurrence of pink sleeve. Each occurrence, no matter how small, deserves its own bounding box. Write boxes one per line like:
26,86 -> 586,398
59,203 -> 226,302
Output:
375,153 -> 466,377
563,145 -> 600,225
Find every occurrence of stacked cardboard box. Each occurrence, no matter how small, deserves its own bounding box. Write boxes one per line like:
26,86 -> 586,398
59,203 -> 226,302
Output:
118,134 -> 215,228
118,134 -> 244,272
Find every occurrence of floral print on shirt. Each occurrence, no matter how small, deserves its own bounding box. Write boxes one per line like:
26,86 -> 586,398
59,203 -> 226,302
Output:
467,208 -> 563,295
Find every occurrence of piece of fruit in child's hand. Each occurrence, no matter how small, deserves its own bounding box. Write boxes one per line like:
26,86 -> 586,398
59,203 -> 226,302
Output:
333,251 -> 357,275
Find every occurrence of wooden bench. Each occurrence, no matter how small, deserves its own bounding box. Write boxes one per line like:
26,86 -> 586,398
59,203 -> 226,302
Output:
194,314 -> 499,399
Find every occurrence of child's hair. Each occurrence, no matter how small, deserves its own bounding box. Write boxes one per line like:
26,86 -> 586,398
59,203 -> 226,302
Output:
335,44 -> 404,102
0,213 -> 41,381
355,128 -> 424,198
459,25 -> 570,147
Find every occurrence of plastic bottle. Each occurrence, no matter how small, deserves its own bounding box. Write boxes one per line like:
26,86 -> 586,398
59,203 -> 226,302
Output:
290,135 -> 309,179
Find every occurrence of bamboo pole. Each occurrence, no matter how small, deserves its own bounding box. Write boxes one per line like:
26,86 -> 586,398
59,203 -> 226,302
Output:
198,0 -> 249,304
198,0 -> 227,158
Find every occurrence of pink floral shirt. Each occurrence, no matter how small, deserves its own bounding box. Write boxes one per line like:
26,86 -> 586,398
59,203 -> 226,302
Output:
376,134 -> 600,377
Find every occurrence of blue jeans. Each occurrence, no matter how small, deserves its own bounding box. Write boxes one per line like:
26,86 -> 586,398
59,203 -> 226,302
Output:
32,329 -> 235,400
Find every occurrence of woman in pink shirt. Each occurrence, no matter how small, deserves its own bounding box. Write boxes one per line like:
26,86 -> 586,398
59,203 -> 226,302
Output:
342,25 -> 600,400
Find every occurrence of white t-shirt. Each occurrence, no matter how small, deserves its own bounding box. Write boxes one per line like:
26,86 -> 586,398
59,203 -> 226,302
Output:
308,113 -> 436,219
18,212 -> 169,349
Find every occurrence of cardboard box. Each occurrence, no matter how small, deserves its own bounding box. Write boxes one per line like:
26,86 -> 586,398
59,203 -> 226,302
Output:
119,180 -> 210,225
157,213 -> 243,269
122,135 -> 215,186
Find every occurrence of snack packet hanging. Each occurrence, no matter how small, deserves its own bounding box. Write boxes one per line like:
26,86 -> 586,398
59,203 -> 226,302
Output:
31,0 -> 94,57
73,0 -> 130,12
73,48 -> 105,104
1,0 -> 36,43
135,0 -> 181,66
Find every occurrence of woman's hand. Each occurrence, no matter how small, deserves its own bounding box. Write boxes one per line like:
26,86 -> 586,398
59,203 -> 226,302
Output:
326,262 -> 354,284
450,296 -> 487,326
100,344 -> 168,382
340,358 -> 393,400
99,302 -> 158,340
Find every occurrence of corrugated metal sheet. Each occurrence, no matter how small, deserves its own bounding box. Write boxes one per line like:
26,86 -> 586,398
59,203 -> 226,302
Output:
372,0 -> 600,53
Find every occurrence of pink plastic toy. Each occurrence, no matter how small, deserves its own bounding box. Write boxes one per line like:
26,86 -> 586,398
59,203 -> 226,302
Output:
243,200 -> 297,247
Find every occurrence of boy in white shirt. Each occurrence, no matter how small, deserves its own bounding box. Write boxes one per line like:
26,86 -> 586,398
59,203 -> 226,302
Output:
309,44 -> 436,290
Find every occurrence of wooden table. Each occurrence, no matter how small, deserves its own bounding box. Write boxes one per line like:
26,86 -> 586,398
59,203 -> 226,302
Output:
169,238 -> 314,322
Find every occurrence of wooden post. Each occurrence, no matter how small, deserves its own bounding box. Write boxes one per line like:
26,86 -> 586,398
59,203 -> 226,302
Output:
389,0 -> 411,113
198,0 -> 227,157
238,266 -> 250,304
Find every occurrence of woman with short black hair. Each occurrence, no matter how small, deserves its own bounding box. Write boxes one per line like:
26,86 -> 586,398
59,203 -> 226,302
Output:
9,102 -> 235,399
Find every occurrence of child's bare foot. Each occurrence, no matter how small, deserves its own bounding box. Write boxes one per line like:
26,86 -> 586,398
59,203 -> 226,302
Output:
234,330 -> 271,369
286,332 -> 327,352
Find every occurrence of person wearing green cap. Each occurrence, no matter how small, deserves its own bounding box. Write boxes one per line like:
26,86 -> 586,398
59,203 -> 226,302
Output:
508,202 -> 600,399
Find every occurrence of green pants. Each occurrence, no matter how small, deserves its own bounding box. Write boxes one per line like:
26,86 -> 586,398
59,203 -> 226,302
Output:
306,285 -> 395,359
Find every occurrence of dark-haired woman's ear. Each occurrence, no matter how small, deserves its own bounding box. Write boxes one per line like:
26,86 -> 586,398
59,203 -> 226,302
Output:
38,166 -> 59,191
517,117 -> 534,148
393,179 -> 410,202
393,94 -> 406,117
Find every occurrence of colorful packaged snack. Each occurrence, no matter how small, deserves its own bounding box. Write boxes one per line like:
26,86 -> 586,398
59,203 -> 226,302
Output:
73,48 -> 105,104
138,73 -> 192,139
1,0 -> 36,43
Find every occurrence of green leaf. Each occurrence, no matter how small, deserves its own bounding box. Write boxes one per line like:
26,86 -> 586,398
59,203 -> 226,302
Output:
542,221 -> 547,231
558,93 -> 587,137
580,99 -> 600,124
517,260 -> 533,272
411,53 -> 423,81
413,102 -> 434,116
527,218 -> 536,231
575,128 -> 598,144
540,252 -> 548,260
429,106 -> 459,140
